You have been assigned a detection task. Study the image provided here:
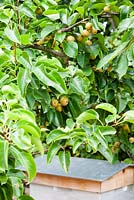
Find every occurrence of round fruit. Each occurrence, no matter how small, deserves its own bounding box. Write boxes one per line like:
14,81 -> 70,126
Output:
77,35 -> 83,42
55,103 -> 63,112
107,66 -> 112,73
35,7 -> 43,15
104,5 -> 110,13
85,22 -> 92,30
90,55 -> 96,60
114,141 -> 120,148
60,96 -> 69,106
122,124 -> 130,133
52,98 -> 59,108
92,27 -> 98,34
66,35 -> 75,42
36,40 -> 44,45
85,40 -> 92,46
81,29 -> 90,37
129,137 -> 134,143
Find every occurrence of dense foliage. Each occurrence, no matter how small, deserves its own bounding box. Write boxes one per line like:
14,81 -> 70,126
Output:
0,0 -> 134,198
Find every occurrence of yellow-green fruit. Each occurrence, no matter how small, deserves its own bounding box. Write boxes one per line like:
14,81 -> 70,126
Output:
77,35 -> 83,42
55,103 -> 63,112
129,137 -> 134,143
104,5 -> 110,13
52,98 -> 59,108
60,96 -> 69,106
90,55 -> 96,60
122,124 -> 130,133
92,27 -> 98,34
36,40 -> 44,45
107,66 -> 112,72
85,40 -> 92,46
35,7 -> 43,15
114,141 -> 120,148
85,22 -> 92,30
66,35 -> 75,42
81,29 -> 90,37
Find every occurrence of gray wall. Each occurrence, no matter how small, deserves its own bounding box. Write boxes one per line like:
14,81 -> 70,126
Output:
30,184 -> 134,200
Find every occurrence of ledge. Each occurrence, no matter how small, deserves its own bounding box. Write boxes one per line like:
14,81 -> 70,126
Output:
31,155 -> 134,192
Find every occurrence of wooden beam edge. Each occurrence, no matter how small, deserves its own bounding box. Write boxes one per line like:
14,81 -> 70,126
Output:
101,167 -> 134,192
32,173 -> 101,193
32,167 -> 134,193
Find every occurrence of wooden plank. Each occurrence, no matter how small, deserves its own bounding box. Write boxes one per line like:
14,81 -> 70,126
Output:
33,173 -> 101,193
101,167 -> 134,192
32,167 -> 134,193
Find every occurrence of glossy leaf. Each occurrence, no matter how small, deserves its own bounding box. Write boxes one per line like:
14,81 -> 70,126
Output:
0,140 -> 8,171
76,109 -> 99,124
96,103 -> 117,114
10,146 -> 36,183
17,68 -> 31,96
63,41 -> 78,58
123,110 -> 134,123
46,129 -> 69,144
99,126 -> 116,135
58,150 -> 71,173
4,27 -> 20,44
115,52 -> 128,79
97,41 -> 129,69
47,142 -> 61,164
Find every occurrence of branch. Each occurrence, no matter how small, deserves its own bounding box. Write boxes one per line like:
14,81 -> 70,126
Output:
99,11 -> 119,18
58,17 -> 90,33
20,44 -> 69,65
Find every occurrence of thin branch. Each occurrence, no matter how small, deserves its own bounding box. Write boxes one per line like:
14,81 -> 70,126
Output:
16,0 -> 20,32
20,44 -> 69,65
58,17 -> 90,33
99,12 -> 119,18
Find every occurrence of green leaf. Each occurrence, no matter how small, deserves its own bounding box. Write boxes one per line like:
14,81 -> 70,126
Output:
49,70 -> 67,93
18,195 -> 35,200
123,110 -> 134,123
105,114 -> 119,124
55,32 -> 66,43
118,16 -> 134,32
4,27 -> 20,44
63,41 -> 78,58
18,52 -> 33,70
44,10 -> 60,20
17,120 -> 41,138
17,68 -> 31,96
58,150 -> 70,173
11,129 -> 32,150
33,65 -> 66,93
76,109 -> 99,124
73,139 -> 83,154
96,103 -> 117,114
0,139 -> 8,171
8,109 -> 35,123
31,136 -> 44,155
115,52 -> 128,79
10,146 -> 36,183
46,129 -> 69,144
20,34 -> 32,45
0,174 -> 8,185
10,177 -> 23,198
99,126 -> 116,135
97,41 -> 129,69
98,145 -> 113,163
67,13 -> 79,25
41,25 -> 57,38
47,142 -> 61,164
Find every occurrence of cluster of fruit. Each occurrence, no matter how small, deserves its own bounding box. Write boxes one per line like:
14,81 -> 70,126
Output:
51,96 -> 69,112
66,22 -> 98,46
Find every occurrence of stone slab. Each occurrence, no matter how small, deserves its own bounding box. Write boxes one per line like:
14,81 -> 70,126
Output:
30,184 -> 134,200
